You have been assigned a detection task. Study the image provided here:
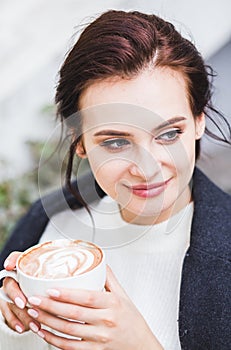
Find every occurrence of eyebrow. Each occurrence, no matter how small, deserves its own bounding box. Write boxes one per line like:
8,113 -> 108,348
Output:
154,116 -> 186,131
93,130 -> 131,137
93,116 -> 186,137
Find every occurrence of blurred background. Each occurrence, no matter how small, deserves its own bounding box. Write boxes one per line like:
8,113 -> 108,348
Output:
0,0 -> 231,248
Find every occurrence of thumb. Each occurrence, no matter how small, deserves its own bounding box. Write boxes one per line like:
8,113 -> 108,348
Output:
4,251 -> 21,270
105,265 -> 129,299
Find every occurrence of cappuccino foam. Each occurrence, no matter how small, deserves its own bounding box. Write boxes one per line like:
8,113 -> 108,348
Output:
18,240 -> 103,279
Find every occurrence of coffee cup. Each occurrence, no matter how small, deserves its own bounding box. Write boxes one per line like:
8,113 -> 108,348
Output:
0,239 -> 106,303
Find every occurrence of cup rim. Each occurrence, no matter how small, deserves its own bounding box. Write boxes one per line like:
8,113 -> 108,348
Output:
16,239 -> 105,281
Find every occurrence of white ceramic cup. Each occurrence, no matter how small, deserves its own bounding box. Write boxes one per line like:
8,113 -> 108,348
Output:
0,239 -> 106,302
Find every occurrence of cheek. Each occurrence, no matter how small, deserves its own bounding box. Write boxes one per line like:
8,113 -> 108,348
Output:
162,136 -> 196,173
168,140 -> 196,191
180,136 -> 196,168
87,156 -> 128,194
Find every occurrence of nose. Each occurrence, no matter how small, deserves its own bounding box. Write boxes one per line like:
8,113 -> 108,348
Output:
129,146 -> 160,180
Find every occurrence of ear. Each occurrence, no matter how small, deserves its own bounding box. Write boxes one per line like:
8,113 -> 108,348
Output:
76,141 -> 87,159
195,113 -> 205,140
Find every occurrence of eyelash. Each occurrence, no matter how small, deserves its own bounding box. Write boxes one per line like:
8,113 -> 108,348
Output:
100,138 -> 131,151
155,128 -> 183,143
100,128 -> 183,151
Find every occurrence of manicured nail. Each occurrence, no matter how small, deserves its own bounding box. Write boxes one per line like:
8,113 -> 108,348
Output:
15,325 -> 23,333
29,322 -> 39,333
28,309 -> 39,318
3,259 -> 9,268
14,297 -> 25,309
38,330 -> 45,338
28,296 -> 41,306
46,289 -> 60,297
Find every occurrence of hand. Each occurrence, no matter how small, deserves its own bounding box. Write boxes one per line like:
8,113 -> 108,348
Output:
27,265 -> 163,349
0,252 -> 41,334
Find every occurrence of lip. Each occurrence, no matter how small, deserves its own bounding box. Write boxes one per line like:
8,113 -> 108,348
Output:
126,178 -> 172,198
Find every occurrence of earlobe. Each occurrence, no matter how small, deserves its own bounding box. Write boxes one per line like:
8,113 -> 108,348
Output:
76,142 -> 87,159
195,113 -> 206,140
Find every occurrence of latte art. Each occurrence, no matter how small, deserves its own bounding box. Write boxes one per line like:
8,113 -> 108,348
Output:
18,240 -> 103,279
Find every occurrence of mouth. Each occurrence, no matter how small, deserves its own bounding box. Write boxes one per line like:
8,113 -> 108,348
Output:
125,178 -> 172,198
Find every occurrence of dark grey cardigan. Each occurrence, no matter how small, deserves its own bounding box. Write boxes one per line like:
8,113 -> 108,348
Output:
0,167 -> 230,349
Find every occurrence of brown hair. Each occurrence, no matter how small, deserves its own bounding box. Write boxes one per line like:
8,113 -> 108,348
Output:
55,10 -> 230,192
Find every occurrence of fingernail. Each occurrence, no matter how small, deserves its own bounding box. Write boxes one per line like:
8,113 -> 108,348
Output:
38,330 -> 45,338
3,259 -> 9,268
28,309 -> 39,318
28,296 -> 41,306
15,325 -> 23,333
29,322 -> 39,333
15,297 -> 25,309
46,289 -> 60,297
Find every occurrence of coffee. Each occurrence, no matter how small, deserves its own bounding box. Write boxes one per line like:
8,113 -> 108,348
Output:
18,240 -> 103,279
0,239 -> 106,304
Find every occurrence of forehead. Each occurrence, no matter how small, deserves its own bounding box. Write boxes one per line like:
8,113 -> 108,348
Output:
79,67 -> 192,131
80,104 -> 168,133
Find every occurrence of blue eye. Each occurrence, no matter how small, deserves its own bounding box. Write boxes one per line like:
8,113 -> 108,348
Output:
156,129 -> 183,142
100,138 -> 131,150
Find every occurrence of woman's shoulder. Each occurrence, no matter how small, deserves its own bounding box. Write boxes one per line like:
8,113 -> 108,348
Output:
40,197 -> 104,243
193,166 -> 231,211
191,167 -> 231,260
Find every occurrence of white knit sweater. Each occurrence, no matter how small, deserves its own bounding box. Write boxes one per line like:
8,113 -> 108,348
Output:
0,196 -> 193,350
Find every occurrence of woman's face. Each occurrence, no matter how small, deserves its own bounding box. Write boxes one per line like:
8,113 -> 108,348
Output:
77,68 -> 205,224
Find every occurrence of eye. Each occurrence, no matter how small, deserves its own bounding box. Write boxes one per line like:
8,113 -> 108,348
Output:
155,129 -> 183,143
100,138 -> 131,151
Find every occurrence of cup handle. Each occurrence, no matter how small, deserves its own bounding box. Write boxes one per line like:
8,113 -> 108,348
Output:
0,270 -> 18,303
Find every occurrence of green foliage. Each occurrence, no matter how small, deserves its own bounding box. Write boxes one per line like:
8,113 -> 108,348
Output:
0,137 -> 89,251
0,173 -> 37,250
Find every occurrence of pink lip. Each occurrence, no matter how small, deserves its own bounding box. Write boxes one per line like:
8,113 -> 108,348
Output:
126,178 -> 172,198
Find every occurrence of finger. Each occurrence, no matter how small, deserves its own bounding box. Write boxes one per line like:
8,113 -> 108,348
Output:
0,299 -> 25,334
9,304 -> 41,333
28,307 -> 101,341
4,251 -> 21,270
2,278 -> 27,309
32,288 -> 111,309
105,265 -> 128,298
27,296 -> 104,324
37,328 -> 95,350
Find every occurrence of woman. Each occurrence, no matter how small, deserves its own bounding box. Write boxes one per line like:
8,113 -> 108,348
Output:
0,10 -> 230,350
